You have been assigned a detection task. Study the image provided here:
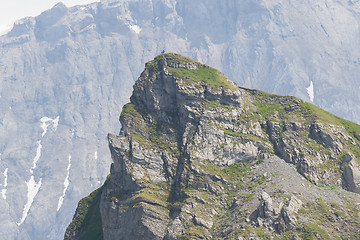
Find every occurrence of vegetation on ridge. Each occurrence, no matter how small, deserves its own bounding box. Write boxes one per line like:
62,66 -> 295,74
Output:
151,53 -> 237,91
155,53 -> 201,65
167,66 -> 236,91
64,177 -> 109,240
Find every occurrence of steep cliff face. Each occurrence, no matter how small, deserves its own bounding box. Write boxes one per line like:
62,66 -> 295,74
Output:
66,53 -> 360,239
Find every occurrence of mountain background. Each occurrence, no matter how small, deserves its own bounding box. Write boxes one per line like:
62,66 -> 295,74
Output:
0,0 -> 359,239
0,0 -> 98,35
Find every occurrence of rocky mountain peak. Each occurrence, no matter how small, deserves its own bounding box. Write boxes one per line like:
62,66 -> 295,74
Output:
66,53 -> 360,240
130,53 -> 242,126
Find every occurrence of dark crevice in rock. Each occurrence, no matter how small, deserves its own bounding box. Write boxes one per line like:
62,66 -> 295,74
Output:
162,152 -> 172,181
169,120 -> 200,203
168,137 -> 188,203
169,204 -> 182,220
265,120 -> 290,163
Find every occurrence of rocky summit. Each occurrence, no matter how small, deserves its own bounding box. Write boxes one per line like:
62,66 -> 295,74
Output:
65,53 -> 360,240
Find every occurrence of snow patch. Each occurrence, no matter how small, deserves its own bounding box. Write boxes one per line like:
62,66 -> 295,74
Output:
94,151 -> 98,160
129,25 -> 141,34
18,176 -> 42,226
57,155 -> 72,211
1,168 -> 8,200
306,81 -> 314,102
40,116 -> 60,137
30,141 -> 42,174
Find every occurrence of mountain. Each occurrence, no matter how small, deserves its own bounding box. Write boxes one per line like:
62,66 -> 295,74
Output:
1,0 -> 360,239
65,53 -> 360,239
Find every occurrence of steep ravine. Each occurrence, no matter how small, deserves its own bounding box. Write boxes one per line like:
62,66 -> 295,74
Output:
66,53 -> 360,240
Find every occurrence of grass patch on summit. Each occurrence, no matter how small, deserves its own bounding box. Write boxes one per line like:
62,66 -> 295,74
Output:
167,65 -> 236,91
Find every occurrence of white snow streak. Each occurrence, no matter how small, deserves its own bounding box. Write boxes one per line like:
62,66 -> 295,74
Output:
40,116 -> 59,137
17,176 -> 42,226
306,81 -> 314,102
129,25 -> 141,34
1,168 -> 8,200
30,141 -> 42,174
57,155 -> 72,211
18,116 -> 59,225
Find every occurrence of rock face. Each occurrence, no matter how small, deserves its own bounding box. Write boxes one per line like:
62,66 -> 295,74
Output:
343,159 -> 360,194
66,53 -> 360,239
251,192 -> 302,233
3,0 -> 360,239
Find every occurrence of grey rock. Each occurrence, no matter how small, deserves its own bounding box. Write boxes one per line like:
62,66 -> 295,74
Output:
252,192 -> 302,233
276,196 -> 302,232
102,201 -> 169,240
342,159 -> 360,194
164,217 -> 184,239
193,214 -> 213,229
258,192 -> 274,219
309,123 -> 335,148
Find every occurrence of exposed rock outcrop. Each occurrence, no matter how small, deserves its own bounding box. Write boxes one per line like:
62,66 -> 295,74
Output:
66,53 -> 360,240
251,192 -> 302,233
342,159 -> 360,194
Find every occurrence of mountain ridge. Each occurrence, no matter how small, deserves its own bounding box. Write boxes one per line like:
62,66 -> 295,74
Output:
66,53 -> 360,239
